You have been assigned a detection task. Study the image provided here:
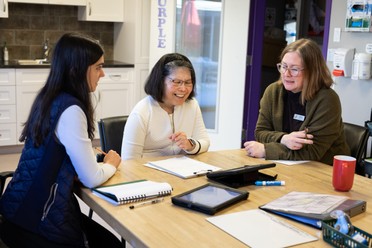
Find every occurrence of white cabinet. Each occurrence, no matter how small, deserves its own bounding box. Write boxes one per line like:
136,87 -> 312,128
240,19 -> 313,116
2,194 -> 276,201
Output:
49,0 -> 85,6
8,0 -> 48,3
78,0 -> 123,22
8,0 -> 85,5
15,69 -> 48,144
0,69 -> 16,145
0,0 -> 8,18
0,67 -> 134,146
93,68 -> 135,137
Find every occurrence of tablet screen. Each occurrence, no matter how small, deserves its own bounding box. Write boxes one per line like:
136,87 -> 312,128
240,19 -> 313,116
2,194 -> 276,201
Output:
177,185 -> 243,208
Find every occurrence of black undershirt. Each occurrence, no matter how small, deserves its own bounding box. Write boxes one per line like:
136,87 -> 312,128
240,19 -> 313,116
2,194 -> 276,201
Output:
283,91 -> 306,133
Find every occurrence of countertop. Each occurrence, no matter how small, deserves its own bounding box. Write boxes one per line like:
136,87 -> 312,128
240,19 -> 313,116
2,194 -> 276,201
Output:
0,60 -> 134,68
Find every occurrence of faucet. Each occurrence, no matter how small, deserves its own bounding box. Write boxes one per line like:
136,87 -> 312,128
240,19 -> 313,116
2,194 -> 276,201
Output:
43,39 -> 50,62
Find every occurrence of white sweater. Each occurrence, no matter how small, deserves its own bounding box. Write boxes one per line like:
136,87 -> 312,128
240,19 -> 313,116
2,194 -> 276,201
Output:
121,96 -> 210,160
55,105 -> 117,188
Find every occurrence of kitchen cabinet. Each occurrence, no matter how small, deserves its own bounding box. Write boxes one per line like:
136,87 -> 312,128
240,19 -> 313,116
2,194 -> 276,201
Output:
0,0 -> 8,18
8,0 -> 85,5
78,0 -> 123,22
15,69 -> 48,144
92,68 -> 135,137
0,69 -> 16,145
0,66 -> 135,146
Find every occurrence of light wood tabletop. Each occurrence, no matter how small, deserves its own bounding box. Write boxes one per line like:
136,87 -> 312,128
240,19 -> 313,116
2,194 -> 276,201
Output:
75,149 -> 372,248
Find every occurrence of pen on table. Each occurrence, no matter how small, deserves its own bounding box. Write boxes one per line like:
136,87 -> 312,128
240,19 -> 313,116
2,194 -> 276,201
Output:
95,147 -> 107,155
129,197 -> 164,209
193,169 -> 213,176
255,181 -> 285,186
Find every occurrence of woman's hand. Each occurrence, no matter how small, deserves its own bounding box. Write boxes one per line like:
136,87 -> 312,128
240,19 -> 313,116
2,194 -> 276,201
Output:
280,130 -> 314,150
103,150 -> 121,168
169,132 -> 194,151
243,141 -> 265,158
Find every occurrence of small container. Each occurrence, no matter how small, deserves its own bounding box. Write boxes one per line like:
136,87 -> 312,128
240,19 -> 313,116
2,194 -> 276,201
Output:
3,42 -> 9,62
322,219 -> 371,247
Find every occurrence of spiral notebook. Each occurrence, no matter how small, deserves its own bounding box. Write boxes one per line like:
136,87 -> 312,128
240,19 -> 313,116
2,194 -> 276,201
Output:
92,179 -> 173,205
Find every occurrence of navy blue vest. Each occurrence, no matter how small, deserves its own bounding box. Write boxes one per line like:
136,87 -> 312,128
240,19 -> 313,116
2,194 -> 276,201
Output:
0,93 -> 87,246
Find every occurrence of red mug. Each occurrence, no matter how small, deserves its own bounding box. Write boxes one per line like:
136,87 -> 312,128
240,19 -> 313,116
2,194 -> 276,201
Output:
332,155 -> 356,192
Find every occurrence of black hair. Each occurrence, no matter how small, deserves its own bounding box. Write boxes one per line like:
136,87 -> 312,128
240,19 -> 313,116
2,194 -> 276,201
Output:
144,53 -> 196,102
20,33 -> 104,146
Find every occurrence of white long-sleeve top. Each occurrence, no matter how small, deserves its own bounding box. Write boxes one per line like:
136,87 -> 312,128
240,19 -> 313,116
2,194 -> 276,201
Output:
55,105 -> 117,188
121,96 -> 210,160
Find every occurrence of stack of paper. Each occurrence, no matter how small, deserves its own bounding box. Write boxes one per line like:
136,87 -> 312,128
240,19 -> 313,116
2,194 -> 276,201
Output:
145,156 -> 221,179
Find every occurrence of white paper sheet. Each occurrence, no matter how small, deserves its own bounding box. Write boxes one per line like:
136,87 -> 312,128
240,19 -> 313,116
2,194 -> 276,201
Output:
206,209 -> 317,248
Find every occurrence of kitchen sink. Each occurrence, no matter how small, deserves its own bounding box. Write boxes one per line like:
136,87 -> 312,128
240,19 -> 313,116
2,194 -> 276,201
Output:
17,59 -> 50,65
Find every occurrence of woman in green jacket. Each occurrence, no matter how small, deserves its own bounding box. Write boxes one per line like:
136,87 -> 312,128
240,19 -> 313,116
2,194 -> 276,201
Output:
244,38 -> 349,165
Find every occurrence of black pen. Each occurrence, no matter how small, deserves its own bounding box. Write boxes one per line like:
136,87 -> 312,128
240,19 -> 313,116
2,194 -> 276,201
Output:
129,198 -> 164,209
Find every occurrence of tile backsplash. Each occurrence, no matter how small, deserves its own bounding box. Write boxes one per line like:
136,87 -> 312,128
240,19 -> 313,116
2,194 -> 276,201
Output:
0,3 -> 114,61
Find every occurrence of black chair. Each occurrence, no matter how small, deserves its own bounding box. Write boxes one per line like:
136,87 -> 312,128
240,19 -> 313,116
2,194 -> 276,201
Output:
91,116 -> 128,218
0,171 -> 13,248
343,122 -> 369,175
98,115 -> 128,156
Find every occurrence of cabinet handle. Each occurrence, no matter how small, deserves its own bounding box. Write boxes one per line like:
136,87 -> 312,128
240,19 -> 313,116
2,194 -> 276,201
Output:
109,75 -> 122,81
88,2 -> 91,16
4,0 -> 6,12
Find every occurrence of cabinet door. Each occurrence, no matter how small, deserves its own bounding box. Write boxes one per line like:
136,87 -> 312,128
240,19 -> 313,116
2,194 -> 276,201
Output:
0,123 -> 17,146
78,0 -> 123,22
96,83 -> 135,120
0,0 -> 8,18
49,0 -> 86,6
16,69 -> 48,143
8,0 -> 48,4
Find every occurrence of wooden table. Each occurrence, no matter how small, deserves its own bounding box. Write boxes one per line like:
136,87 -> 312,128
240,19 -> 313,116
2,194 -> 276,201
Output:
76,149 -> 372,247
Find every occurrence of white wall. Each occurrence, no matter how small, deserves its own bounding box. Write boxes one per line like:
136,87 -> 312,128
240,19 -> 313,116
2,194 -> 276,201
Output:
327,0 -> 372,157
327,1 -> 372,126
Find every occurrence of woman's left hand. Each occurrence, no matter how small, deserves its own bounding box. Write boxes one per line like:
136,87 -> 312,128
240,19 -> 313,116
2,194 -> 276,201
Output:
169,132 -> 194,151
243,141 -> 265,158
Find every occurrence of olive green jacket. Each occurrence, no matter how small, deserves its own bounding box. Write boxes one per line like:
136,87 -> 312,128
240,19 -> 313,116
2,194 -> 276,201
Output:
255,82 -> 350,165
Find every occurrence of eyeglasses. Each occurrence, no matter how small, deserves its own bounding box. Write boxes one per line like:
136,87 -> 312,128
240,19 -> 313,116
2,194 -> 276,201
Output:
277,63 -> 304,77
167,77 -> 193,88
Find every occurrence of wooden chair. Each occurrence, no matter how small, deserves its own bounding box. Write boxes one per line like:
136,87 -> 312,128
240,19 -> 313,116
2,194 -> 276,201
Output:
343,122 -> 369,175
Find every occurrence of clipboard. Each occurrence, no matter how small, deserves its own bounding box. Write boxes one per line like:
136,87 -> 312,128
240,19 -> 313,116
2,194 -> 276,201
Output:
206,163 -> 277,188
171,183 -> 249,215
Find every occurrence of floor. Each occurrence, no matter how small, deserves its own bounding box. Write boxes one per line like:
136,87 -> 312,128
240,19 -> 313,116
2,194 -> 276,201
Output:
0,152 -> 132,248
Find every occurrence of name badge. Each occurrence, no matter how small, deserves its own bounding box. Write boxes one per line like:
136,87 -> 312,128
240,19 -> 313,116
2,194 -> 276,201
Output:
293,114 -> 305,121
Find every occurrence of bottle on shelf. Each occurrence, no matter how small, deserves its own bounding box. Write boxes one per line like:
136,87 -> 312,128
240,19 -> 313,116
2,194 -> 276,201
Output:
3,42 -> 9,62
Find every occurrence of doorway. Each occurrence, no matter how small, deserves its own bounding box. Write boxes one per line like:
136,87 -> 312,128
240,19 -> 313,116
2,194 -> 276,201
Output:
242,0 -> 332,144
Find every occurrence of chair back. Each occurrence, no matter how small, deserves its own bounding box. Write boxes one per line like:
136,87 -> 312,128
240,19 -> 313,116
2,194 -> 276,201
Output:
98,116 -> 128,156
343,122 -> 369,175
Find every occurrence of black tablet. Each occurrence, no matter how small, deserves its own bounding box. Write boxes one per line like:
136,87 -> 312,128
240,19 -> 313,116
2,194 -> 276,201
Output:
206,163 -> 277,188
171,183 -> 249,215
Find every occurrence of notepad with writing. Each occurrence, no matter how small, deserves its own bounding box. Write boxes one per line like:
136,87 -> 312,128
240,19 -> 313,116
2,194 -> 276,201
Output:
92,180 -> 172,205
259,191 -> 367,229
144,156 -> 221,179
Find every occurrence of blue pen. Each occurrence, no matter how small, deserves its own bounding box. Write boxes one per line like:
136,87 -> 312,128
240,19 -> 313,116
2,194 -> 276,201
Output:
255,181 -> 285,186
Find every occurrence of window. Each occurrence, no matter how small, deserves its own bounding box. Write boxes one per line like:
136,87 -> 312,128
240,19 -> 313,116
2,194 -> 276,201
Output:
175,0 -> 222,129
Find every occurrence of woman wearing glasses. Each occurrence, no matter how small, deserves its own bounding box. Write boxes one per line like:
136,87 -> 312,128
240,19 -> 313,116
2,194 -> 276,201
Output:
121,53 -> 210,160
244,38 -> 349,165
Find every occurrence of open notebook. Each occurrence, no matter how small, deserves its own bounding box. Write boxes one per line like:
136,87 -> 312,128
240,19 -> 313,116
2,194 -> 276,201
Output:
92,180 -> 172,205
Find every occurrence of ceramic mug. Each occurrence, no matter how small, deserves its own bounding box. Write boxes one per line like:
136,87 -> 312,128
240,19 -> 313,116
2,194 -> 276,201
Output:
332,155 -> 356,192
